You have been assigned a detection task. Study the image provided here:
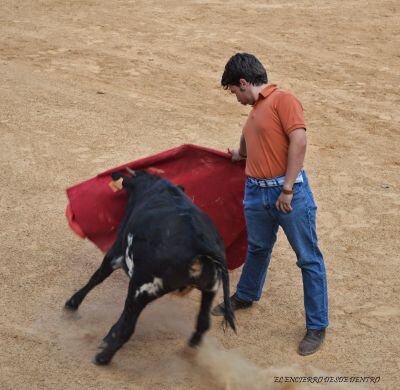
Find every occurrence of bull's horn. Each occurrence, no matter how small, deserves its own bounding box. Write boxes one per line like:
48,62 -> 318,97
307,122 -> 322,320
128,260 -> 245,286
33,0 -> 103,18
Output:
126,167 -> 136,176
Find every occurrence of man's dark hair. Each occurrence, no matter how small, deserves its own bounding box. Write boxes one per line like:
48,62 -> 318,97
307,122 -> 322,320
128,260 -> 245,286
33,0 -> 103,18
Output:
221,53 -> 268,89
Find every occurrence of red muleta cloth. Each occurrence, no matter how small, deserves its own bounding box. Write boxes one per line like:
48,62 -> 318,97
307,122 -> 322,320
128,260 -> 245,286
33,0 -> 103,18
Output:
66,144 -> 247,270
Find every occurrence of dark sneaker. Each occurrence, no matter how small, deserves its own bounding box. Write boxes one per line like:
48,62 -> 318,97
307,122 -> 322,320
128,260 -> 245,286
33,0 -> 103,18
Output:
211,293 -> 253,316
298,329 -> 326,356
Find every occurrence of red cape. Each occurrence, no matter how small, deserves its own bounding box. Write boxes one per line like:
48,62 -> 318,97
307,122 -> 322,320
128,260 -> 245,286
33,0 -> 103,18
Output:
66,144 -> 247,270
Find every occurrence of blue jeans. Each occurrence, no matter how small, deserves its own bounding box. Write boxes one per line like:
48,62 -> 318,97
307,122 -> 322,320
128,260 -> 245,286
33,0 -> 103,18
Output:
236,171 -> 329,330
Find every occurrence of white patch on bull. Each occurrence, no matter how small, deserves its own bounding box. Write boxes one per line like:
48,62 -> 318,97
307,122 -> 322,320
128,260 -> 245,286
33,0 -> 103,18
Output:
111,256 -> 123,270
208,269 -> 220,292
125,233 -> 134,277
210,277 -> 220,292
135,277 -> 163,299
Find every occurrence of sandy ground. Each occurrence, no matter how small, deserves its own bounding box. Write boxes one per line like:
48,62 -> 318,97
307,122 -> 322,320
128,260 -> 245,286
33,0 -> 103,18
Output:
1,1 -> 399,389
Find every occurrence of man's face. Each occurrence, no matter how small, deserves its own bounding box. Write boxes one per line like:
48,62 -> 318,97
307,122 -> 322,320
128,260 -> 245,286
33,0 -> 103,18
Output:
228,80 -> 254,105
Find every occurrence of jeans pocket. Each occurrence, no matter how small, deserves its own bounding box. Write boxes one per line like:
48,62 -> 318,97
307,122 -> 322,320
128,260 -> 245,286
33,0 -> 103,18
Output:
292,182 -> 305,201
244,180 -> 261,208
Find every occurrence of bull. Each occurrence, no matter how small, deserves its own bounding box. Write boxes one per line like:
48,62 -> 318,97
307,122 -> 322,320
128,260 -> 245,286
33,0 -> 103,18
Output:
64,169 -> 236,365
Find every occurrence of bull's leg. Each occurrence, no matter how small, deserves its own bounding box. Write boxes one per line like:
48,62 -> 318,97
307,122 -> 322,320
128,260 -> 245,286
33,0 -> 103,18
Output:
189,290 -> 215,347
95,303 -> 143,365
64,251 -> 123,311
95,275 -> 167,365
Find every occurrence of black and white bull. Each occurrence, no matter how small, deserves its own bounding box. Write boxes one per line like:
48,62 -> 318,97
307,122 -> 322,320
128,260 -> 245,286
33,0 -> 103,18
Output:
65,169 -> 236,365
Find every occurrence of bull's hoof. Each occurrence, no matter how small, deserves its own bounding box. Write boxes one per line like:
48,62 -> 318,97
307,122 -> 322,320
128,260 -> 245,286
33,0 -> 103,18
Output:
94,352 -> 112,366
64,298 -> 79,311
188,332 -> 203,348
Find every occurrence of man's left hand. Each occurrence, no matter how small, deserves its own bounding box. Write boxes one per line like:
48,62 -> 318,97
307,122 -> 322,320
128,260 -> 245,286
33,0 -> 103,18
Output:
275,192 -> 293,213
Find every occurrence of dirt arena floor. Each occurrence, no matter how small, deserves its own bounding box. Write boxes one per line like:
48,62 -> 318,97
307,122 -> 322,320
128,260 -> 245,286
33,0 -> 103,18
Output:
1,1 -> 399,389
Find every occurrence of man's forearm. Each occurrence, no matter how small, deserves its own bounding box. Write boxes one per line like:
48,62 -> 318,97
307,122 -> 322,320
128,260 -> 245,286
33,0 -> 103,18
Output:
283,129 -> 307,190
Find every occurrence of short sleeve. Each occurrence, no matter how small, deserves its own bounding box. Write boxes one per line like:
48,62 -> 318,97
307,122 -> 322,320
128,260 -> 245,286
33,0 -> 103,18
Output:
276,92 -> 306,134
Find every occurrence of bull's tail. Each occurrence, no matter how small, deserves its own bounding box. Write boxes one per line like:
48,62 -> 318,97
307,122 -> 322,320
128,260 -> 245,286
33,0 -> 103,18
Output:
195,254 -> 236,333
220,267 -> 236,333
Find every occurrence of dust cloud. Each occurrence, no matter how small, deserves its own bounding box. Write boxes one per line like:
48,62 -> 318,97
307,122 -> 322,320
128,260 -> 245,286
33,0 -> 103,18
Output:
31,291 -> 364,389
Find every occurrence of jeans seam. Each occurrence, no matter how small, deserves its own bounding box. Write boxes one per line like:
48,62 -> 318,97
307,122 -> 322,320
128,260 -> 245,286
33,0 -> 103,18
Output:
306,205 -> 328,326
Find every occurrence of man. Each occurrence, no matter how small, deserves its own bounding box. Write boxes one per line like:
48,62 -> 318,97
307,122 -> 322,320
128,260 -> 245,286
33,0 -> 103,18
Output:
212,53 -> 328,356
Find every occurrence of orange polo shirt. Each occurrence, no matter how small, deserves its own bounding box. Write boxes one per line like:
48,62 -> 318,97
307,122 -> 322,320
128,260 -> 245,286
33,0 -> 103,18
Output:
243,84 -> 306,179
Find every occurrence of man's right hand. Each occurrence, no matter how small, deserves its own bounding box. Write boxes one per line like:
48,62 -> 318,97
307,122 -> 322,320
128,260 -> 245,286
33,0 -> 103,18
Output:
228,148 -> 246,162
